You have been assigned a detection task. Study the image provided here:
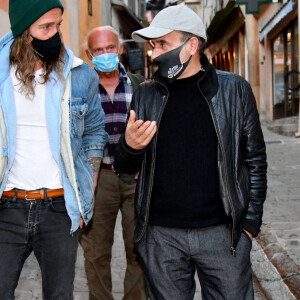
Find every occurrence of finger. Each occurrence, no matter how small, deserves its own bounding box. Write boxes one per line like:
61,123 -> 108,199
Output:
127,113 -> 144,131
135,120 -> 152,136
80,217 -> 84,229
127,110 -> 136,125
135,122 -> 157,148
142,123 -> 157,145
139,127 -> 156,148
141,121 -> 156,136
134,120 -> 144,129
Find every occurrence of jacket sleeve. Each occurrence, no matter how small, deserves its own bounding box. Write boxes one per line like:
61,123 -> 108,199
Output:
241,82 -> 267,237
82,67 -> 108,158
113,94 -> 145,174
114,135 -> 145,174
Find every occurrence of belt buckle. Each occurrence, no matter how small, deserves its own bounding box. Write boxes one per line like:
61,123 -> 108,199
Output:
24,191 -> 36,200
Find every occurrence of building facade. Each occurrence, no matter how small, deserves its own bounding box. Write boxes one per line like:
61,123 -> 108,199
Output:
258,0 -> 298,123
0,0 -> 10,37
204,1 -> 260,115
204,0 -> 299,134
2,0 -> 299,132
0,0 -> 146,73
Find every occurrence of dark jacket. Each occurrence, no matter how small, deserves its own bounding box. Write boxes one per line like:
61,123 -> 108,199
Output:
114,54 -> 267,253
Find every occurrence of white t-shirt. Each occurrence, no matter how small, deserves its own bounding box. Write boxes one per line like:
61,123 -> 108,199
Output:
5,67 -> 62,191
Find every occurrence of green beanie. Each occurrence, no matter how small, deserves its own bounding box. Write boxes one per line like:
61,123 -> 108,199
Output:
9,0 -> 64,38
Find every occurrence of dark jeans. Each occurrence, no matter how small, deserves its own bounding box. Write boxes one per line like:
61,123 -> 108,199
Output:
0,196 -> 79,300
137,224 -> 254,300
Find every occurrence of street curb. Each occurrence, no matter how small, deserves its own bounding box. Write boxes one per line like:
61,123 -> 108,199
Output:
255,225 -> 300,299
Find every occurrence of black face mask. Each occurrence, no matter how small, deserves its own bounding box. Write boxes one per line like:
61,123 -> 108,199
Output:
153,39 -> 192,83
31,32 -> 62,62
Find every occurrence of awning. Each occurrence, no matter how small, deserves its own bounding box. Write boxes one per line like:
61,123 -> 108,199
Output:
259,0 -> 294,42
206,1 -> 245,46
111,0 -> 144,39
236,0 -> 283,14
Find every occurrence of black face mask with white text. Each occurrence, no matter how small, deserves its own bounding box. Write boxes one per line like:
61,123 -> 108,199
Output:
153,39 -> 192,83
31,32 -> 62,63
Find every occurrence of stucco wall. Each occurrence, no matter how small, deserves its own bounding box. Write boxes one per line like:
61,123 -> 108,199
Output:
101,0 -> 111,26
78,0 -> 101,63
0,9 -> 10,37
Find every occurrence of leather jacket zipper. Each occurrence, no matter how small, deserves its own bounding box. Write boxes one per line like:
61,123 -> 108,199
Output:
136,81 -> 169,243
137,80 -> 236,255
198,85 -> 236,256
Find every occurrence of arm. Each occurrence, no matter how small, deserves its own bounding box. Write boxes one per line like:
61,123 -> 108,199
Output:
80,156 -> 102,229
82,67 -> 108,159
88,157 -> 102,192
79,68 -> 107,228
241,83 -> 267,238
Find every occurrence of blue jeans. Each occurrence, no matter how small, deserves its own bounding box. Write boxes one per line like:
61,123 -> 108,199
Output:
137,224 -> 253,300
0,196 -> 79,300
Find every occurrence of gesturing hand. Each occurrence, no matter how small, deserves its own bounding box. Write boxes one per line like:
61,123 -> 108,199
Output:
125,110 -> 157,150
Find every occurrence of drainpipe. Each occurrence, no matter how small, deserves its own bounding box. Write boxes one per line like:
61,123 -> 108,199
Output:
296,0 -> 300,138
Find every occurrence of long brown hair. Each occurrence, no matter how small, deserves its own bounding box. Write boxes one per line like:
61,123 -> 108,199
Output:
9,29 -> 65,98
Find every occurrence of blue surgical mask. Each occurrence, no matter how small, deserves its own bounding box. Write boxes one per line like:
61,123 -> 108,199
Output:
91,52 -> 119,72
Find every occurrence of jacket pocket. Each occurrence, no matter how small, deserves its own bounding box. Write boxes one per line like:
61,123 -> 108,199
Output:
71,102 -> 88,138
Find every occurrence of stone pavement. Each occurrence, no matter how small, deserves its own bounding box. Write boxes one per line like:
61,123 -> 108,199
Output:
14,124 -> 300,299
250,125 -> 300,299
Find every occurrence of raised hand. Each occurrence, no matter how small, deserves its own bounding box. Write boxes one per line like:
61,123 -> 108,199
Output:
125,110 -> 157,150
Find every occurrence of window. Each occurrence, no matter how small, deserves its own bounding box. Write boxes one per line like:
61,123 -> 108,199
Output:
88,0 -> 93,16
211,27 -> 248,80
272,19 -> 299,119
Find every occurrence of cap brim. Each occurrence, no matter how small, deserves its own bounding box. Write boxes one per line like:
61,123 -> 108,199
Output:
132,27 -> 173,43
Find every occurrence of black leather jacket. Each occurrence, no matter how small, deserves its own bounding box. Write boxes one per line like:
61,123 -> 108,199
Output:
114,54 -> 267,253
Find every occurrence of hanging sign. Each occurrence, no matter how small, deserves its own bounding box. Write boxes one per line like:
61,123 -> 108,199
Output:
236,0 -> 283,14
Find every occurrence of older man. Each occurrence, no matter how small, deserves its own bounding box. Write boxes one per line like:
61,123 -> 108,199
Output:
114,5 -> 267,300
80,26 -> 147,300
0,0 -> 107,298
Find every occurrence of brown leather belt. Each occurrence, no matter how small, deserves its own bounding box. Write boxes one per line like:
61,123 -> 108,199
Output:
2,188 -> 64,200
101,163 -> 113,170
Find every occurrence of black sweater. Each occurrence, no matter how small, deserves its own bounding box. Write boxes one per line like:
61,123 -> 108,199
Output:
149,70 -> 228,228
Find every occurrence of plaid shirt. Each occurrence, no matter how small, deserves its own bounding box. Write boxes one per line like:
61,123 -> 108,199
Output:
99,64 -> 133,164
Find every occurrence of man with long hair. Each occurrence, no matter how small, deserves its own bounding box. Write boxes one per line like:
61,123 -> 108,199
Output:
0,0 -> 107,298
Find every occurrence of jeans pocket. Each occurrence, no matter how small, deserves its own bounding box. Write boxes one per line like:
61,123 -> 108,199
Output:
49,197 -> 67,213
119,173 -> 136,185
0,198 -> 10,210
241,230 -> 253,246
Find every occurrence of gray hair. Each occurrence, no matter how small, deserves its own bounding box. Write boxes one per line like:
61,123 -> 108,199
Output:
180,31 -> 206,54
83,26 -> 123,50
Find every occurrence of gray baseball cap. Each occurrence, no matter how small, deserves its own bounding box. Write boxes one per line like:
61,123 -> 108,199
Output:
132,5 -> 207,42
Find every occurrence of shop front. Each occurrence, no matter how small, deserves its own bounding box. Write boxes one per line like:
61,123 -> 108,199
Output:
272,18 -> 299,119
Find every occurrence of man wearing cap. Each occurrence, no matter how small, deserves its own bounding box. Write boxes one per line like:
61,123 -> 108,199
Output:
0,0 -> 107,298
114,5 -> 267,300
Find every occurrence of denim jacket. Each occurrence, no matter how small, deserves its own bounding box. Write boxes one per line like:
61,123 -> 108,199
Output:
0,32 -> 108,232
